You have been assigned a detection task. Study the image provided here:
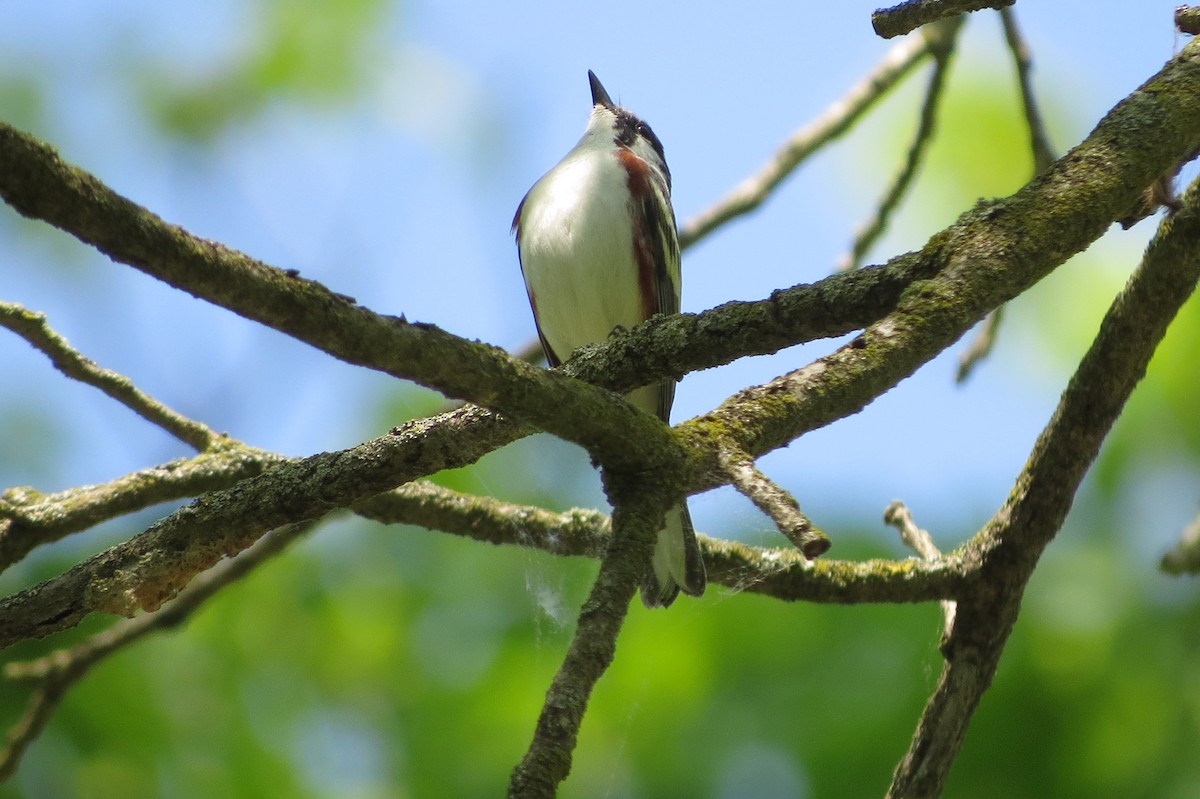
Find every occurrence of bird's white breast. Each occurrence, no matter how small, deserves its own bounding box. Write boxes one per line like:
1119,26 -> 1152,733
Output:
517,146 -> 645,364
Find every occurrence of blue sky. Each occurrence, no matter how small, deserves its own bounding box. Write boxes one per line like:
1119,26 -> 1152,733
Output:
1,1 -> 1193,562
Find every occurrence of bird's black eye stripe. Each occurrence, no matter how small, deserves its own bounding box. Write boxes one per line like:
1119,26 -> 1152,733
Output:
612,111 -> 636,148
637,122 -> 667,165
612,110 -> 668,165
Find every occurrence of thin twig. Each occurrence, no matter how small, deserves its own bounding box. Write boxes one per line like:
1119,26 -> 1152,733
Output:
957,9 -> 1055,382
354,480 -> 611,558
678,29 -> 941,250
872,0 -> 1014,40
883,500 -> 940,560
1000,7 -> 1056,174
837,21 -> 959,272
1161,510 -> 1200,575
0,521 -> 312,780
717,448 -> 831,558
0,301 -> 219,451
0,671 -> 69,783
883,501 -> 955,635
955,304 -> 1003,383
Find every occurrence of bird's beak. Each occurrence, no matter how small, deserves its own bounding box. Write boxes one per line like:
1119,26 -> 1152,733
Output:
588,70 -> 615,110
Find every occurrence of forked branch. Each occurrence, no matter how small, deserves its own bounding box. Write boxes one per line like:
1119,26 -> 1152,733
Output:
888,173 -> 1200,798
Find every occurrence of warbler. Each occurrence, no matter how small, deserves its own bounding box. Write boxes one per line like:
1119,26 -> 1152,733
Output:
512,71 -> 705,607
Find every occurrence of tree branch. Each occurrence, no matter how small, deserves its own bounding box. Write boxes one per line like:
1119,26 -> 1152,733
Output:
0,447 -> 283,574
508,479 -> 663,798
0,116 -> 942,487
0,301 -> 219,451
0,407 -> 967,653
563,249 -> 934,396
358,481 -> 964,603
353,480 -> 611,558
0,466 -> 965,775
888,170 -> 1200,798
0,405 -> 527,648
716,447 -> 830,557
0,120 -> 672,475
872,0 -> 1014,40
681,39 -> 1200,477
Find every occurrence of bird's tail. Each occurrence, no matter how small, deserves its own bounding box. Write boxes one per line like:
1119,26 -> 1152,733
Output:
640,501 -> 706,608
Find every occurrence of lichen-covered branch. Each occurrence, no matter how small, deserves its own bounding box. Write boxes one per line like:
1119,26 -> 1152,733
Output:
682,39 -> 1200,477
354,480 -> 611,558
0,114 -> 946,460
0,407 -> 965,652
562,249 -> 934,398
508,472 -> 683,798
359,481 -> 963,603
887,171 -> 1200,799
872,0 -> 1014,39
0,446 -> 283,573
0,406 -> 528,647
0,121 -> 671,476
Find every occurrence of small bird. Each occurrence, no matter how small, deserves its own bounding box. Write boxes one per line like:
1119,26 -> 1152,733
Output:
512,70 -> 706,607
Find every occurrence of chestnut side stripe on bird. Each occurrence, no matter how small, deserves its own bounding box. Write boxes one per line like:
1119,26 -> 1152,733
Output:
513,70 -> 706,607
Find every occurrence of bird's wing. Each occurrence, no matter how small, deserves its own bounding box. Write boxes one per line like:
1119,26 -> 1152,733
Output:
637,170 -> 681,423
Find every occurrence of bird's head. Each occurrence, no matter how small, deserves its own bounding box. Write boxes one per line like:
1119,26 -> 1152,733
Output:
583,70 -> 672,191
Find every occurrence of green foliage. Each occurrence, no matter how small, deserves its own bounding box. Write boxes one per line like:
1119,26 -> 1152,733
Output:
136,0 -> 390,141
